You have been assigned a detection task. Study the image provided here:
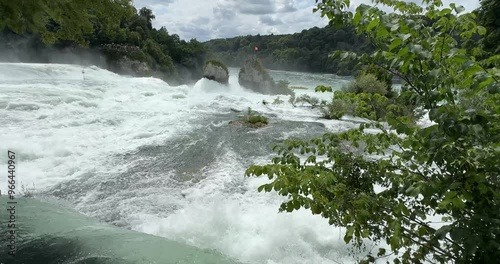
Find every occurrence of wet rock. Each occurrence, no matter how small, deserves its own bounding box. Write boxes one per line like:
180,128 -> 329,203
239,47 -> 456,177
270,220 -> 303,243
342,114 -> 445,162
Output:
203,59 -> 229,85
238,57 -> 293,95
116,57 -> 152,76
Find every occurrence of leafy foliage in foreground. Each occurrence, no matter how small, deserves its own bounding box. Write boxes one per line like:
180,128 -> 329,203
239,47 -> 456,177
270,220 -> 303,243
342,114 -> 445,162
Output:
246,0 -> 500,263
321,91 -> 390,121
476,0 -> 500,55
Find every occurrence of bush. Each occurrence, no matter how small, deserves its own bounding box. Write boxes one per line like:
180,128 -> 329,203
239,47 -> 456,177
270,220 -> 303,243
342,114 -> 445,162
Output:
315,85 -> 333,92
320,98 -> 347,119
357,64 -> 395,97
293,94 -> 321,108
233,107 -> 269,126
322,91 -> 390,121
288,93 -> 296,106
246,108 -> 268,124
272,96 -> 285,105
343,73 -> 388,96
247,115 -> 268,124
204,59 -> 229,75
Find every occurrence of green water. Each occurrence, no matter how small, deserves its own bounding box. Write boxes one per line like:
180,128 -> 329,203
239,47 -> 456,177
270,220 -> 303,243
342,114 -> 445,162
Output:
0,196 -> 240,264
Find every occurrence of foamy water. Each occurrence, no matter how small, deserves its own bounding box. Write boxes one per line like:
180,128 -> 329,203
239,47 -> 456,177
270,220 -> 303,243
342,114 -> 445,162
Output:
0,63 -> 373,263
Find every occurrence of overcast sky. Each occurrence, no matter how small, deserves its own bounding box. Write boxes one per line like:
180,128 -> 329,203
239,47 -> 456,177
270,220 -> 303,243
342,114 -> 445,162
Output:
132,0 -> 480,41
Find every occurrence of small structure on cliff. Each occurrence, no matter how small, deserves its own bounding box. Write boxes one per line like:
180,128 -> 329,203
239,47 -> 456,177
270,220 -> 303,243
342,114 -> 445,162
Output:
202,59 -> 229,85
238,57 -> 293,95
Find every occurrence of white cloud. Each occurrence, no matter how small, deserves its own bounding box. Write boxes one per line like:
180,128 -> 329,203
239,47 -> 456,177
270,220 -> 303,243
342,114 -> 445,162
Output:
134,0 -> 480,41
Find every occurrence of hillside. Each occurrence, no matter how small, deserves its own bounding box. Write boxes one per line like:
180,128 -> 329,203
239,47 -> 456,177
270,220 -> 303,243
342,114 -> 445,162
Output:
204,24 -> 373,76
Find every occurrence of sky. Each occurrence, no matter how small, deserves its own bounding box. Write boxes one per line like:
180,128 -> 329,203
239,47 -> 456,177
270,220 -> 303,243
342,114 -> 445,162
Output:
132,0 -> 481,41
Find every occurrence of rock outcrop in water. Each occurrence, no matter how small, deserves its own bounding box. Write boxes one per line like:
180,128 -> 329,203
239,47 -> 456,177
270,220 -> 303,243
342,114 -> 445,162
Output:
229,108 -> 269,128
238,57 -> 293,95
203,59 -> 229,84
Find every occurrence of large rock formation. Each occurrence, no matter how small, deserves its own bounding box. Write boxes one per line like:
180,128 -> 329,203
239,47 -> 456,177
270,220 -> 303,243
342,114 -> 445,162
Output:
116,57 -> 152,76
202,59 -> 229,84
100,44 -> 153,76
238,57 -> 292,95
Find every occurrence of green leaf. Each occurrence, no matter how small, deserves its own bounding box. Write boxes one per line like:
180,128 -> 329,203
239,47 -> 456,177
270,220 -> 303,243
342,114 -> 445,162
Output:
402,33 -> 411,41
406,185 -> 421,197
439,8 -> 452,16
377,26 -> 389,39
451,54 -> 469,64
477,26 -> 487,35
464,64 -> 483,78
353,11 -> 361,25
389,38 -> 403,51
344,226 -> 355,243
455,5 -> 465,14
478,77 -> 494,90
367,18 -> 380,32
361,229 -> 370,238
397,47 -> 409,57
435,225 -> 452,239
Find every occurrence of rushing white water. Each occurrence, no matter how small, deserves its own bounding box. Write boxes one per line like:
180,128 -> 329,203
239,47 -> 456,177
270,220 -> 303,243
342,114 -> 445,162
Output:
0,63 -> 372,264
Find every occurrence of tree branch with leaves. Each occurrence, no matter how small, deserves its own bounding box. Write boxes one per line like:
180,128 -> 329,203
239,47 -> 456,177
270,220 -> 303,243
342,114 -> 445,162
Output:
246,1 -> 500,263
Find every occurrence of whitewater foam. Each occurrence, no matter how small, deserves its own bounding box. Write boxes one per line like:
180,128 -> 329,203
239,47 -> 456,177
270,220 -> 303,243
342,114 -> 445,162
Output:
1,62 -> 368,264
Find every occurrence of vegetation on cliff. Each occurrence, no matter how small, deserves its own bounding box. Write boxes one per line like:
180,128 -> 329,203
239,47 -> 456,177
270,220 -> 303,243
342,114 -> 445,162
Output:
0,1 -> 206,84
204,59 -> 229,75
203,59 -> 229,84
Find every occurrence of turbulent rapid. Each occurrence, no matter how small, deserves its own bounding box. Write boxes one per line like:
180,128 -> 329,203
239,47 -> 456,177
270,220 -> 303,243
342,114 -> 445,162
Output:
0,63 -> 374,264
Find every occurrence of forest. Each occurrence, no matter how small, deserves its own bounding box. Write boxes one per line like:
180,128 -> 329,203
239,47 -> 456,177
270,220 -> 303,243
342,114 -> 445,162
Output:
204,25 -> 373,75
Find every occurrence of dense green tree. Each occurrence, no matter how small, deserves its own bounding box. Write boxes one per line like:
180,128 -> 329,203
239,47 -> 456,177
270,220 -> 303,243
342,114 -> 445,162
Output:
477,0 -> 500,54
247,0 -> 500,263
0,0 -> 134,45
138,7 -> 155,30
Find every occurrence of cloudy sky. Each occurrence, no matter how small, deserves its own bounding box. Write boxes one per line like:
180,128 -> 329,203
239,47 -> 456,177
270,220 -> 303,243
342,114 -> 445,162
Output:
132,0 -> 480,41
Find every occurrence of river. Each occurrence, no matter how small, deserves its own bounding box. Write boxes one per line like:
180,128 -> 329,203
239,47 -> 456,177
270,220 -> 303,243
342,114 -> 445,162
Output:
0,63 -> 374,264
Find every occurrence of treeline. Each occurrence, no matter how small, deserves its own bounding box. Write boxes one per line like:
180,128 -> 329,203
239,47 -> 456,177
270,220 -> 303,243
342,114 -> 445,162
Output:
0,1 -> 207,84
204,25 -> 373,75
